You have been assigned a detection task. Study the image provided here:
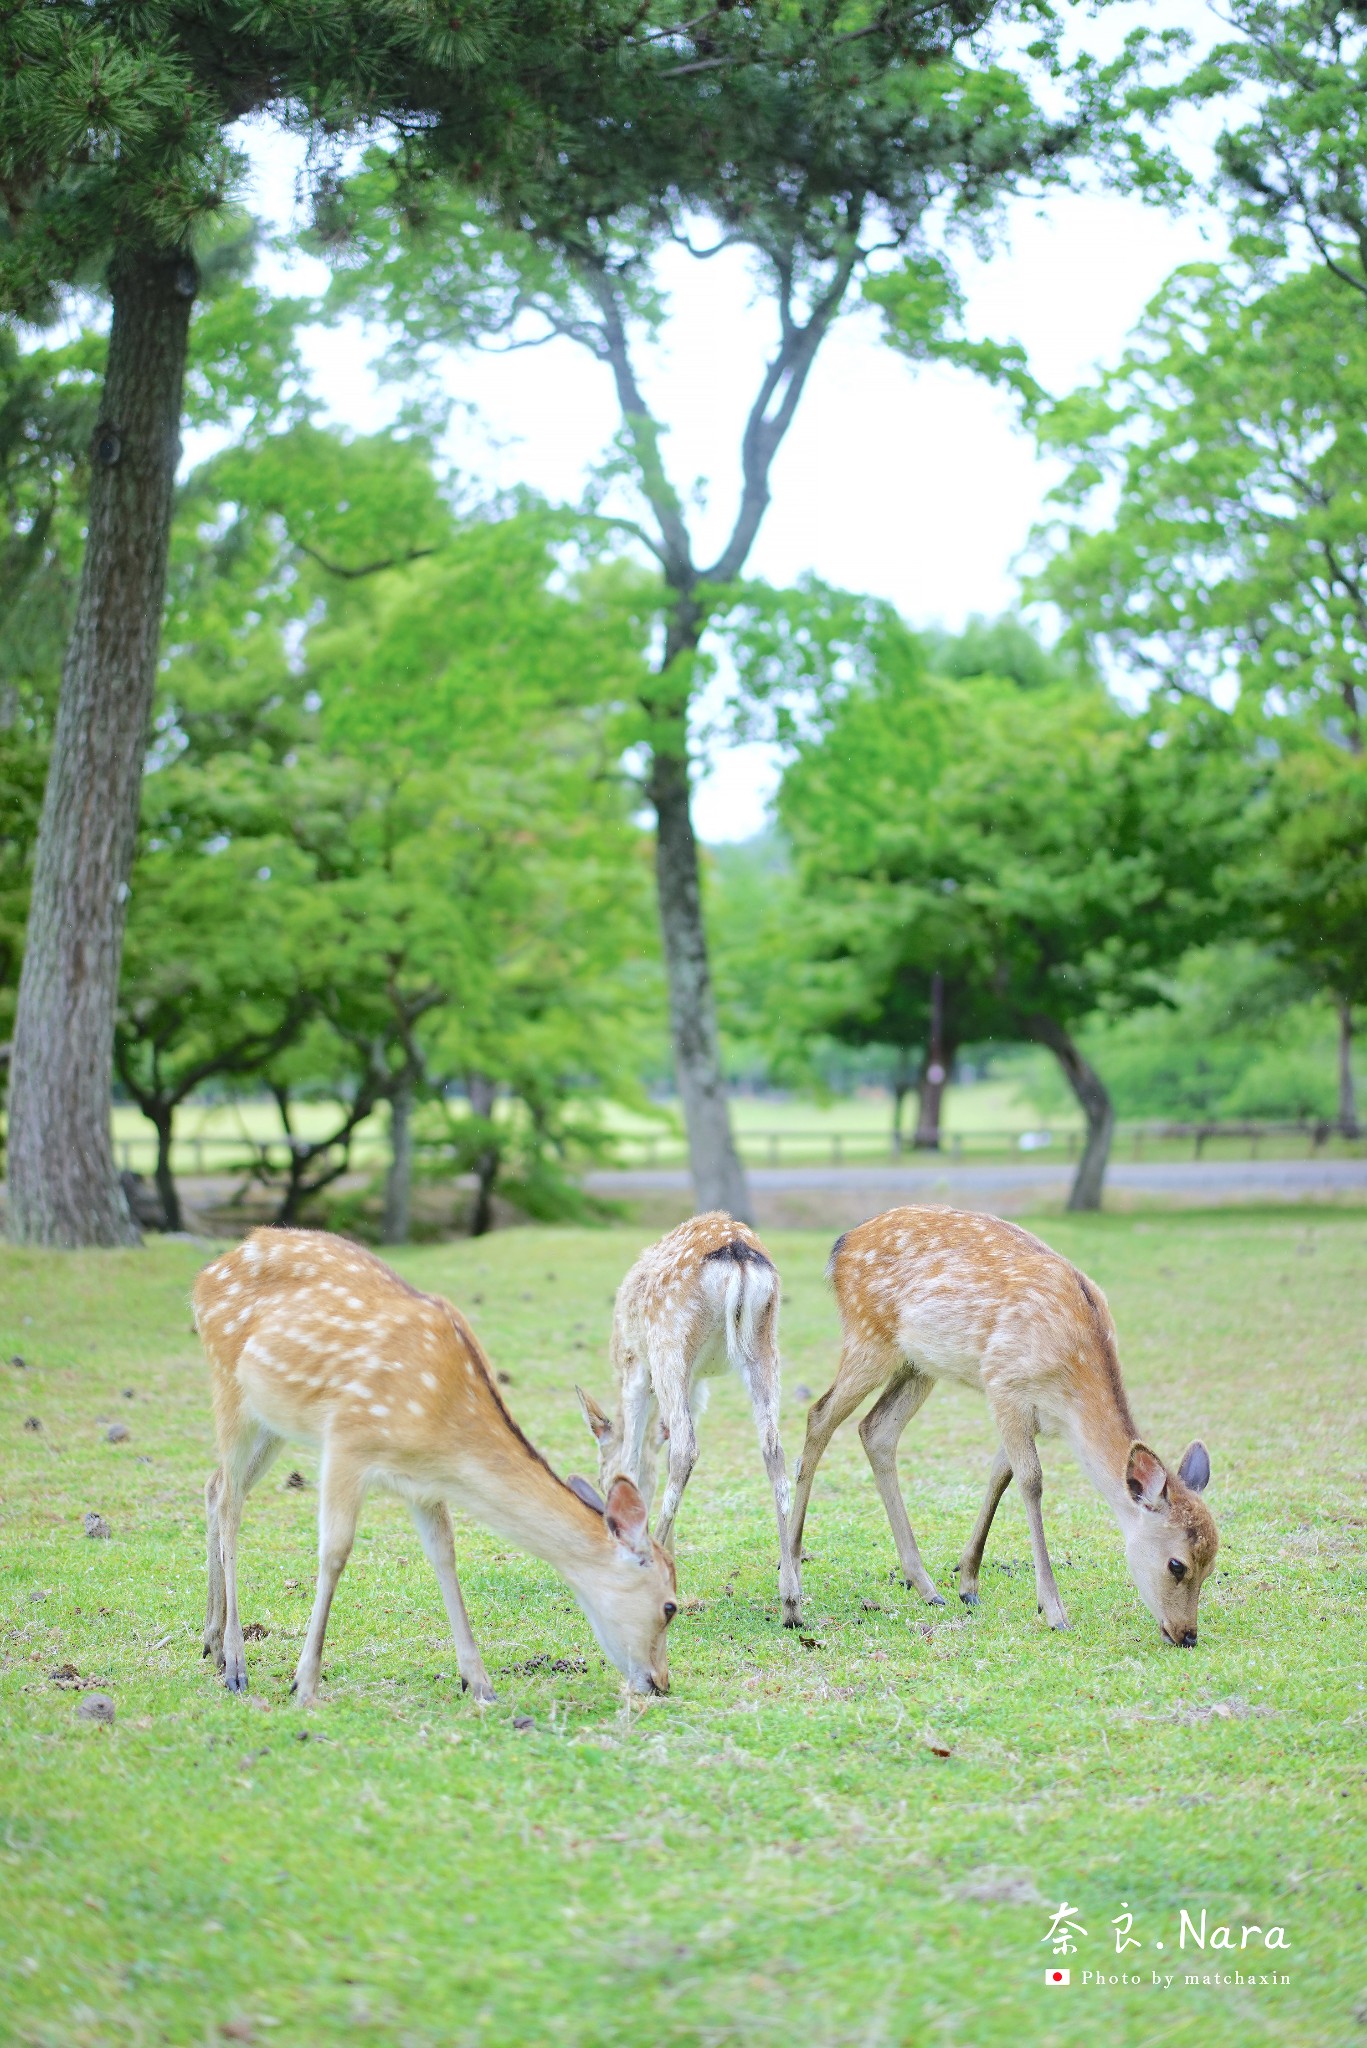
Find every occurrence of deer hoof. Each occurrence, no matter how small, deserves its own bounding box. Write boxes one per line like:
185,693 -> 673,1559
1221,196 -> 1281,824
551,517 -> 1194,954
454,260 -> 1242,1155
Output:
960,1591 -> 979,1608
927,1593 -> 946,1607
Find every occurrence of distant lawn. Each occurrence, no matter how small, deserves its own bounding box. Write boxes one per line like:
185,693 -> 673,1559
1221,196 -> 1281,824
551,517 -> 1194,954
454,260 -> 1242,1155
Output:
104,1078 -> 1078,1182
1,1212 -> 1363,2046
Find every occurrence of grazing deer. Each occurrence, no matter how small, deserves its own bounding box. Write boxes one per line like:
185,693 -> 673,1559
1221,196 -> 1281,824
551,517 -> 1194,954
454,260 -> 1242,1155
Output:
576,1212 -> 801,1625
788,1207 -> 1218,1644
193,1228 -> 677,1704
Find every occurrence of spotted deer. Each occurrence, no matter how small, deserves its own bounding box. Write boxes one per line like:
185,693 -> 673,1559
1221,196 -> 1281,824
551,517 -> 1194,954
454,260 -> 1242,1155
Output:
788,1207 -> 1218,1644
576,1212 -> 801,1625
193,1228 -> 677,1704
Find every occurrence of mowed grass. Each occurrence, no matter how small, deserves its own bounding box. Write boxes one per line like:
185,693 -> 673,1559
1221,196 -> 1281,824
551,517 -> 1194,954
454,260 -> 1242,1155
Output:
1,1212 -> 1364,2048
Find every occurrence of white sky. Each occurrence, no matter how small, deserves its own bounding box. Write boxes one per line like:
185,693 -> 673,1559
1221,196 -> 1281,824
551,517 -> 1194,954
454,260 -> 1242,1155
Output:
235,3 -> 1229,841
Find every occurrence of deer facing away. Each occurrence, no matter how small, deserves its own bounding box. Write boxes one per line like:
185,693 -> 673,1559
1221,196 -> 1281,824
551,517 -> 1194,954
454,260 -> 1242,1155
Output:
577,1212 -> 801,1626
193,1228 -> 677,1703
788,1207 -> 1218,1644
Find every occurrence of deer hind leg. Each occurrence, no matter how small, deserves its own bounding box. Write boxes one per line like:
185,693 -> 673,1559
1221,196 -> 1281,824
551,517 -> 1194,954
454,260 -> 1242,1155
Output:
957,1445 -> 1013,1607
736,1325 -> 801,1629
992,1409 -> 1069,1631
788,1340 -> 893,1571
651,1350 -> 697,1555
292,1447 -> 367,1705
858,1367 -> 942,1605
408,1498 -> 495,1705
216,1423 -> 283,1692
618,1356 -> 657,1510
204,1467 -> 227,1665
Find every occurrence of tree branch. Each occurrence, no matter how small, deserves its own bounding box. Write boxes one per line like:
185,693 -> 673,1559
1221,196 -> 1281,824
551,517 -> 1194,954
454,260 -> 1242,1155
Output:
298,542 -> 437,580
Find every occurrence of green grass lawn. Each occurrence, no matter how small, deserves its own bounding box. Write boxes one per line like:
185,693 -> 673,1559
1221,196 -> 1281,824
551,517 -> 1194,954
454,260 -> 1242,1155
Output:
1,1213 -> 1364,2046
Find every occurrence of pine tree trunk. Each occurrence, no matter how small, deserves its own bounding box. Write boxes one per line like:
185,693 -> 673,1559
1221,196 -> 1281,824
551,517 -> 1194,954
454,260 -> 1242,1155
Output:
5,248 -> 195,1247
382,1079 -> 415,1245
1029,1015 -> 1114,1212
151,1105 -> 184,1234
1339,998 -> 1359,1137
647,740 -> 752,1221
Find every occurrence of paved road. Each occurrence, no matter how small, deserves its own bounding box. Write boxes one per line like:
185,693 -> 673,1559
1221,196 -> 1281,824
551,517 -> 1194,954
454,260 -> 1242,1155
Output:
584,1156 -> 1367,1225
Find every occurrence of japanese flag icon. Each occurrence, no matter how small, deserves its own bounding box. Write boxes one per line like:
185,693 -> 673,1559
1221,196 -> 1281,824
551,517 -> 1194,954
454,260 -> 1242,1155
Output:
1046,1968 -> 1070,1986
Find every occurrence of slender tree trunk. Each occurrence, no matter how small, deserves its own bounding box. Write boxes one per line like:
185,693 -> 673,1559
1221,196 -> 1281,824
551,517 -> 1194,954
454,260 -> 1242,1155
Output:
1338,998 -> 1360,1137
1028,1014 -> 1115,1212
891,1078 -> 908,1158
382,1077 -> 415,1245
151,1103 -> 184,1234
466,1073 -> 499,1238
913,972 -> 949,1150
6,248 -> 195,1246
646,737 -> 752,1222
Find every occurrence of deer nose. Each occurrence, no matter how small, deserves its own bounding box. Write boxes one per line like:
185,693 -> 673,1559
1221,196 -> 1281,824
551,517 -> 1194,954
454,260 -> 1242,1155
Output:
1180,1629 -> 1197,1648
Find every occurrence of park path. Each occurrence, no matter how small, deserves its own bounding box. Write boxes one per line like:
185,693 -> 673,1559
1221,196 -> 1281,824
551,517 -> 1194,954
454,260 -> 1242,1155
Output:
582,1156 -> 1367,1228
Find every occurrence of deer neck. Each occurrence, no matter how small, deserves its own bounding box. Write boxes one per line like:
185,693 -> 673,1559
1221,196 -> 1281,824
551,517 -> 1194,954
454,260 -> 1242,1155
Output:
1068,1357 -> 1144,1527
445,1386 -> 612,1582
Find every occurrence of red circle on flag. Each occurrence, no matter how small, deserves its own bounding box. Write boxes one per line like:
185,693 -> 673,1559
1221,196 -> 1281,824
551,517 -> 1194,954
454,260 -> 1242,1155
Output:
1051,1972 -> 1063,1982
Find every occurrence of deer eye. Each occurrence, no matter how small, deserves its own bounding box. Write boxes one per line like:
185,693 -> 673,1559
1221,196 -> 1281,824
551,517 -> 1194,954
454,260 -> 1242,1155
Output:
663,1601 -> 678,1623
1168,1559 -> 1187,1581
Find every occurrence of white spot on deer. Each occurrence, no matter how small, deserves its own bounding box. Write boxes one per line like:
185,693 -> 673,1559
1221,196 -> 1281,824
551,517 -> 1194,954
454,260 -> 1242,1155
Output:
421,1372 -> 437,1390
370,1403 -> 389,1418
407,1400 -> 423,1415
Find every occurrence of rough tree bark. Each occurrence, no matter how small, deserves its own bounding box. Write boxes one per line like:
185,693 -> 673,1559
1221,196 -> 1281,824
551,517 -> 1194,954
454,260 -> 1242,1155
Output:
1028,1013 -> 1115,1212
381,1076 -> 415,1245
1339,997 -> 1359,1136
6,249 -> 195,1247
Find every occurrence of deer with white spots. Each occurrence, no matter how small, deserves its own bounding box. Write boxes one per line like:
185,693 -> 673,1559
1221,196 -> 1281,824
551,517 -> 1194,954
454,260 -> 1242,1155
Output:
193,1228 -> 677,1704
576,1212 -> 801,1626
788,1207 -> 1218,1644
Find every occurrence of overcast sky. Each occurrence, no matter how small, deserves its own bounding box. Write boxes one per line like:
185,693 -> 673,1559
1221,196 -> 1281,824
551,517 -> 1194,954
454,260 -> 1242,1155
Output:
237,3 -> 1228,841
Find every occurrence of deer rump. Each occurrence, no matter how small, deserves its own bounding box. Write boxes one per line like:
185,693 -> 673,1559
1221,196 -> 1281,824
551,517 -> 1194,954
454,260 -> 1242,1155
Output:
694,1239 -> 778,1400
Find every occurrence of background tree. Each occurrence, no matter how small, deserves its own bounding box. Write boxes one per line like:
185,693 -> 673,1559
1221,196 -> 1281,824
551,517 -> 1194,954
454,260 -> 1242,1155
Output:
1032,255 -> 1367,1113
0,0 -> 671,1247
1032,259 -> 1367,744
119,410 -> 658,1237
1173,3 -> 1367,303
319,1 -> 1131,1217
777,620 -> 1258,1206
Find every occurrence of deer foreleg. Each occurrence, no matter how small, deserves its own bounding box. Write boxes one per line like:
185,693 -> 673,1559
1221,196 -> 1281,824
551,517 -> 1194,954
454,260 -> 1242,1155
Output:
957,1445 -> 1013,1607
216,1424 -> 281,1693
408,1499 -> 495,1704
994,1415 -> 1069,1631
292,1449 -> 366,1704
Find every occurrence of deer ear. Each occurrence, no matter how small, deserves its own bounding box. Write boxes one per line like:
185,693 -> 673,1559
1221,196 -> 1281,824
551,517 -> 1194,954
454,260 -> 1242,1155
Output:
567,1474 -> 605,1515
1177,1440 -> 1211,1494
576,1386 -> 614,1445
603,1475 -> 651,1561
1126,1442 -> 1170,1510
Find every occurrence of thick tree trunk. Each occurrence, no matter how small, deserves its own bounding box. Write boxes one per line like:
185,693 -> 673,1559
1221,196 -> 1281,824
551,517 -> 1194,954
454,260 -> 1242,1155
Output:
1029,1014 -> 1115,1212
381,1079 -> 415,1245
151,1104 -> 184,1234
647,741 -> 752,1221
6,249 -> 195,1246
1339,998 -> 1359,1137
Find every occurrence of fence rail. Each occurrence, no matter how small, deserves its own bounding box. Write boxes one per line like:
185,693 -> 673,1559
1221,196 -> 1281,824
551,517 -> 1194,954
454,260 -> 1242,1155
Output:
112,1117 -> 1367,1179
